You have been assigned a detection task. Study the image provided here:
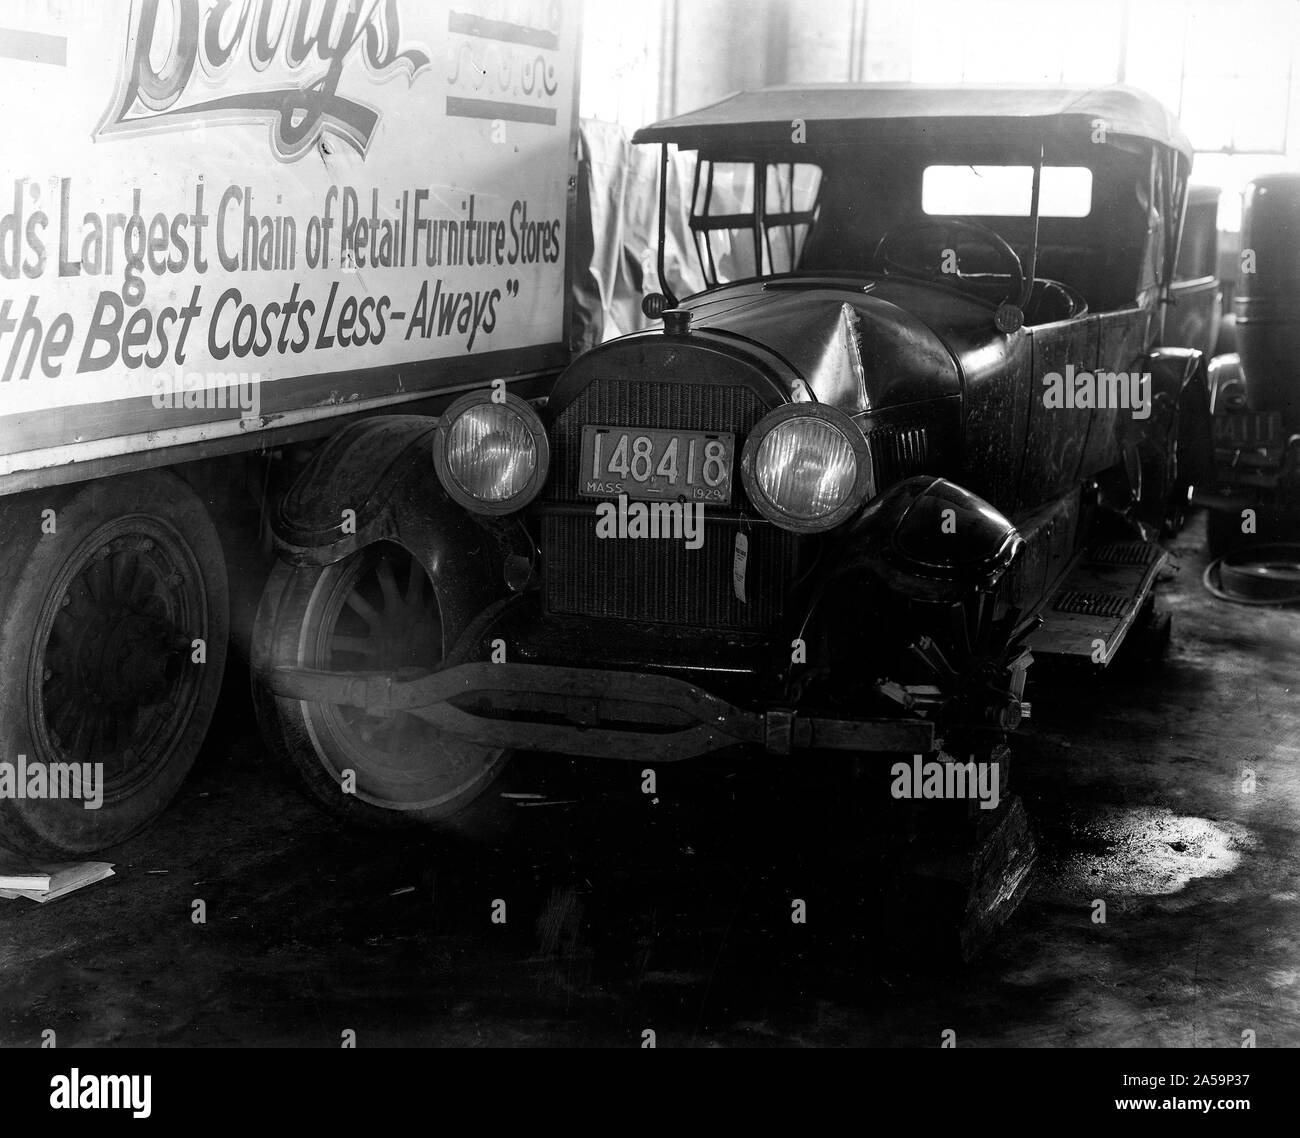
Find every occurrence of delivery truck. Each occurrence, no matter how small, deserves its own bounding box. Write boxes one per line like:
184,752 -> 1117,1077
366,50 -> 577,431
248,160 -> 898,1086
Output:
0,0 -> 581,855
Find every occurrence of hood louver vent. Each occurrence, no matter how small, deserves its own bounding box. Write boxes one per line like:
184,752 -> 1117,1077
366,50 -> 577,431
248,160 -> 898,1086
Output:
865,423 -> 930,488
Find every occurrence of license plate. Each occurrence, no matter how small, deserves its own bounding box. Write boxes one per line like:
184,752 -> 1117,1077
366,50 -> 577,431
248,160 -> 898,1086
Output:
1213,411 -> 1283,449
578,425 -> 735,504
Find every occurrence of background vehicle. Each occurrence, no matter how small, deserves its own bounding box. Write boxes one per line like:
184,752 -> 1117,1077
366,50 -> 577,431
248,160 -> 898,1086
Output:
254,84 -> 1215,952
0,0 -> 581,856
1168,184 -> 1224,362
1199,173 -> 1300,557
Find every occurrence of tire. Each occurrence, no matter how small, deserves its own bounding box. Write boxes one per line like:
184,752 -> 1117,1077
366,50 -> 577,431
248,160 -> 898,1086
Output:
251,541 -> 509,828
0,472 -> 228,856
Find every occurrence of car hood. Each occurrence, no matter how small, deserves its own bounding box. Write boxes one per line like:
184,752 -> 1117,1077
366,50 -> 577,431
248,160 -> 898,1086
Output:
675,275 -> 996,411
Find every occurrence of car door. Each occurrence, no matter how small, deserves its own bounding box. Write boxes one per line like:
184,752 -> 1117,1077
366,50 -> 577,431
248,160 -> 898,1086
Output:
1085,306 -> 1154,481
1015,312 -> 1100,514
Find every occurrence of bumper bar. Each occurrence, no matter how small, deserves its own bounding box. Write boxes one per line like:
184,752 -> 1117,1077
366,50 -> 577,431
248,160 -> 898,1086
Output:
267,661 -> 937,761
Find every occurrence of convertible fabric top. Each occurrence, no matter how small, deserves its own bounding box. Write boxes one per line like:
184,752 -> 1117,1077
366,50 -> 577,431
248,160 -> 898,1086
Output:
632,83 -> 1193,161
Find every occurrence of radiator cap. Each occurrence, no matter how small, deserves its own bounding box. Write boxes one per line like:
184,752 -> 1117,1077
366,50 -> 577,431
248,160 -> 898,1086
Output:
662,308 -> 693,335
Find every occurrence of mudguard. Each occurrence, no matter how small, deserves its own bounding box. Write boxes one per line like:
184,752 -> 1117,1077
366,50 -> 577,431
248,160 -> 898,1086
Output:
1206,351 -> 1246,415
835,476 -> 1023,603
802,478 -> 1027,721
1140,347 -> 1215,489
271,414 -> 519,637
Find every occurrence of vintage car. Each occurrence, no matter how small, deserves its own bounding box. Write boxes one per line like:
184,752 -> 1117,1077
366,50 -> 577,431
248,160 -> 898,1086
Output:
253,86 -> 1214,937
1197,173 -> 1300,559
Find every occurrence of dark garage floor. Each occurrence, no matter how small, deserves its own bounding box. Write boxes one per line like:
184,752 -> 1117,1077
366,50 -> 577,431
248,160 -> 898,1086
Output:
1,512 -> 1297,1048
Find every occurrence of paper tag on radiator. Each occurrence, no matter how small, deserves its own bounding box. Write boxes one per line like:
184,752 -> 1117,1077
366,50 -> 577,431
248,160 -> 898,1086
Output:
733,531 -> 749,603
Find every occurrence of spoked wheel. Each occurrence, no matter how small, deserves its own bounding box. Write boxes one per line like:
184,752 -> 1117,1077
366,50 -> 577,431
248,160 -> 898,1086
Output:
252,542 -> 508,827
0,472 -> 228,856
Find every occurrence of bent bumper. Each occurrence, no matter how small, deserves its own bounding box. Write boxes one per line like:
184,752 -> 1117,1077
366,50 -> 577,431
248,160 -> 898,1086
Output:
267,661 -> 937,761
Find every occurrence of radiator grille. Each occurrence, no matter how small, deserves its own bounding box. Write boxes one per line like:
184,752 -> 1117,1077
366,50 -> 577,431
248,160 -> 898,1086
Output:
543,512 -> 797,629
543,377 -> 789,629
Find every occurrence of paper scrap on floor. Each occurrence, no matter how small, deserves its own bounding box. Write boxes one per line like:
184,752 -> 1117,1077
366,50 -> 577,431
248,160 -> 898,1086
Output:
0,858 -> 115,902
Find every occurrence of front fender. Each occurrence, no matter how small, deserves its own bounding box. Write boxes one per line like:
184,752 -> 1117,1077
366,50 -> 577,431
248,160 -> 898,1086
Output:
1206,351 -> 1245,415
797,477 -> 1026,707
833,475 -> 1024,603
271,415 -> 517,635
1141,347 -> 1215,488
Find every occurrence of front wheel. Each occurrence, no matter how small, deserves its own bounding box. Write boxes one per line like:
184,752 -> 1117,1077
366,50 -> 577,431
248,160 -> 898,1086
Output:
251,542 -> 509,828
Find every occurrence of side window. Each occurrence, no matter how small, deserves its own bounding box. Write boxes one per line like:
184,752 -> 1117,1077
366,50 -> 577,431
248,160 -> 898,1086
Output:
1137,157 -> 1166,308
690,159 -> 822,285
1175,196 -> 1219,281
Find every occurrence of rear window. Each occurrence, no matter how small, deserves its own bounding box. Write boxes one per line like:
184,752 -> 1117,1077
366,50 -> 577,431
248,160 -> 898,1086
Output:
922,165 -> 1093,217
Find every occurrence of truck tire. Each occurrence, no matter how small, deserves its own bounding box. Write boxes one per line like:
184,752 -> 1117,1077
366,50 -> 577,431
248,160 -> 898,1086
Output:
0,472 -> 228,856
251,542 -> 508,828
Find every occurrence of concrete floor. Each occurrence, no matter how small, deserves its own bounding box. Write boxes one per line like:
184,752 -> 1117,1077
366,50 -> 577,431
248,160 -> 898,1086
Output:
1,512 -> 1297,1048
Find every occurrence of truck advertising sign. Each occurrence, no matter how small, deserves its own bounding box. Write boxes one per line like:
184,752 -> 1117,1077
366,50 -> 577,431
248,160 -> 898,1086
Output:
0,0 -> 579,478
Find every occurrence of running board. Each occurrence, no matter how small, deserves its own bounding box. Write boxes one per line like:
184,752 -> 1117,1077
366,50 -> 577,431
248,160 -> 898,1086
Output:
1025,540 -> 1167,665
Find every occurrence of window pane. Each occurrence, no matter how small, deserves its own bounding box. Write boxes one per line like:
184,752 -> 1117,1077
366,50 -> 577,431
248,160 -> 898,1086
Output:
1180,86 -> 1240,151
765,163 -> 822,213
923,166 -> 1094,217
704,229 -> 758,282
699,162 -> 755,216
1231,77 -> 1292,152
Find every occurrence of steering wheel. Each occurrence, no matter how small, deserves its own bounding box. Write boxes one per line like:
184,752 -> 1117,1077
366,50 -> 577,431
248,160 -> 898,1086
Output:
873,218 -> 1025,310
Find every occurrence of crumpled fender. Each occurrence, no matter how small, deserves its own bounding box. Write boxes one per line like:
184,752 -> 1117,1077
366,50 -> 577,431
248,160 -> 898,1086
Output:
271,414 -> 516,631
831,475 -> 1024,603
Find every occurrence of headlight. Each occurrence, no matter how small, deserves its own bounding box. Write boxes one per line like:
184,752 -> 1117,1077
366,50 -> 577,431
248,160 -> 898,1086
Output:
433,390 -> 549,515
740,403 -> 874,532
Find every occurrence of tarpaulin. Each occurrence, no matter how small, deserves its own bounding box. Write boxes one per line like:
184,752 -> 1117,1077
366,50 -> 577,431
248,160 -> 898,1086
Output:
571,119 -> 706,352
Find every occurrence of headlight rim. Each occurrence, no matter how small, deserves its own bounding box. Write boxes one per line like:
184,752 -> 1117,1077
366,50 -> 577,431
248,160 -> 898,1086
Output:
740,402 -> 874,533
432,390 -> 550,516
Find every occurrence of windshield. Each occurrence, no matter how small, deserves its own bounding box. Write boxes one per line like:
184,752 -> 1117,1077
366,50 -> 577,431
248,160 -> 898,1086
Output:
676,142 -> 1161,314
688,159 -> 822,286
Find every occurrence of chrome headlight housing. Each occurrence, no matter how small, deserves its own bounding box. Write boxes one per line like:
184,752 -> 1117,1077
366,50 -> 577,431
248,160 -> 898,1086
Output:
433,390 -> 549,515
740,403 -> 874,533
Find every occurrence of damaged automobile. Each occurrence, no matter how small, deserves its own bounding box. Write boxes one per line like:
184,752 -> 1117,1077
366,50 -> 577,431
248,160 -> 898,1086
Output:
253,84 -> 1215,952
